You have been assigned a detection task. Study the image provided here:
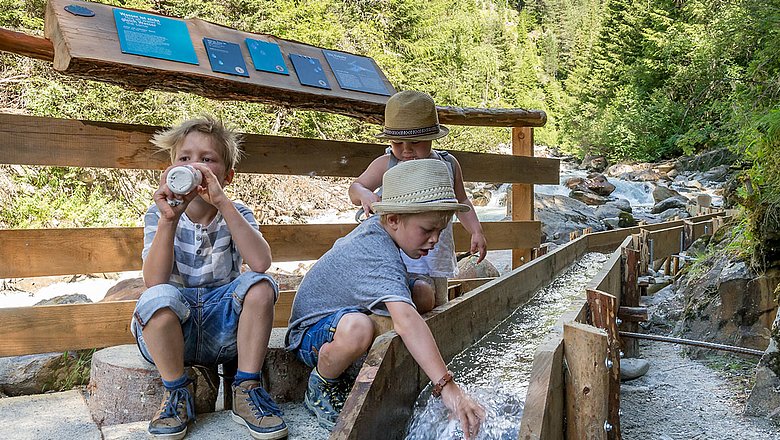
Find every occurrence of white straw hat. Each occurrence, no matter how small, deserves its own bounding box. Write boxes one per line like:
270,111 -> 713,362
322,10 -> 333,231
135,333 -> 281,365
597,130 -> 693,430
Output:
375,91 -> 449,141
372,159 -> 470,214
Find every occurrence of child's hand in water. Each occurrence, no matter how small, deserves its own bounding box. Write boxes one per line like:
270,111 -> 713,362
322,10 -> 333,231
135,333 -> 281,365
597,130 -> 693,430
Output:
441,383 -> 485,440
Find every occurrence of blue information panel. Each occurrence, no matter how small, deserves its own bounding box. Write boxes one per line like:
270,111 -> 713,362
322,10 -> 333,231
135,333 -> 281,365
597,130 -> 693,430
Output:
113,9 -> 198,65
322,50 -> 390,96
289,54 -> 331,89
203,38 -> 249,77
245,38 -> 289,75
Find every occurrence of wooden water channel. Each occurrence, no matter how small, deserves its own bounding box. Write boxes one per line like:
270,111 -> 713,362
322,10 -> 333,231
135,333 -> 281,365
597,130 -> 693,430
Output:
0,2 -> 732,438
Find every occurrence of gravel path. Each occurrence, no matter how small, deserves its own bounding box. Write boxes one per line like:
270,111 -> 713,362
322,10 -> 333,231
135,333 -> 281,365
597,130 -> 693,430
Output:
620,285 -> 779,439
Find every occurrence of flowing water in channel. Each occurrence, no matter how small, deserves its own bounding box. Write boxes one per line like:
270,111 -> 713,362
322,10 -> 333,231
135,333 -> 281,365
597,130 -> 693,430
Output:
404,252 -> 608,440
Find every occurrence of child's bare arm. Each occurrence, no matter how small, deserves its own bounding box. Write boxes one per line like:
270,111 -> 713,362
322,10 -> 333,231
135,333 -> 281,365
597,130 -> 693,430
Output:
386,301 -> 485,440
349,155 -> 390,216
450,157 -> 488,262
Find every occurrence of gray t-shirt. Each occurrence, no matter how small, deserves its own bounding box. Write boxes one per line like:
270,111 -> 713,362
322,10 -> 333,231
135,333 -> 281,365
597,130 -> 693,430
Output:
285,215 -> 414,351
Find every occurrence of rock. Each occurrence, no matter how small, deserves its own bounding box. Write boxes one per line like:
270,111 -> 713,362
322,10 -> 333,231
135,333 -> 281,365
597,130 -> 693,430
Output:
534,194 -> 605,244
658,208 -> 690,221
696,193 -> 712,207
676,147 -> 737,172
701,165 -> 730,182
652,185 -> 682,203
606,163 -> 636,177
620,358 -> 650,381
651,196 -> 688,214
595,204 -> 626,220
564,176 -> 585,190
34,294 -> 92,306
580,154 -> 608,172
471,189 -> 491,207
603,218 -> 620,229
456,254 -> 499,279
101,277 -> 146,302
607,198 -> 632,213
569,190 -> 608,205
631,169 -> 662,182
585,173 -> 616,196
745,307 -> 780,420
0,352 -> 84,396
618,211 -> 637,227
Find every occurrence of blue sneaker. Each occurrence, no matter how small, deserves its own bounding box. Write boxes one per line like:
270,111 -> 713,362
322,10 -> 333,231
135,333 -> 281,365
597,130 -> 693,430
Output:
304,369 -> 350,430
231,380 -> 288,440
148,382 -> 195,439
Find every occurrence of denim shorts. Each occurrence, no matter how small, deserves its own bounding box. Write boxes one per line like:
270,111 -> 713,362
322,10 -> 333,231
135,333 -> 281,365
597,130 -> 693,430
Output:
132,271 -> 278,367
294,307 -> 363,368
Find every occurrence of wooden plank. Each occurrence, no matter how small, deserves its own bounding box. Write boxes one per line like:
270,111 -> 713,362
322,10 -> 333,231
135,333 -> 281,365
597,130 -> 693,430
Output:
0,27 -> 547,128
39,2 -> 546,128
335,236 -> 588,438
0,221 -> 540,278
684,219 -> 713,248
587,240 -> 626,303
585,213 -> 725,253
518,337 -> 565,440
0,289 -> 297,356
621,247 -> 640,357
646,226 -> 684,263
0,113 -> 559,183
564,322 -> 609,440
617,306 -> 648,322
511,126 -> 534,268
586,289 -> 622,440
0,27 -> 54,61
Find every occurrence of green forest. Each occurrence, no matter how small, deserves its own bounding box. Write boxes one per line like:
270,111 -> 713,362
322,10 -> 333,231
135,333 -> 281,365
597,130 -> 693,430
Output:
1,0 -> 779,265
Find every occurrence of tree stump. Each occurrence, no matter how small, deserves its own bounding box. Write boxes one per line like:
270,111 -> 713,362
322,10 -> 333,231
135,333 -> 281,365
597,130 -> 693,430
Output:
87,345 -> 218,426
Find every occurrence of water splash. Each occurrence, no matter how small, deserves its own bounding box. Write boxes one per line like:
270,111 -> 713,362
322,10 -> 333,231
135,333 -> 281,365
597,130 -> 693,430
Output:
405,252 -> 608,439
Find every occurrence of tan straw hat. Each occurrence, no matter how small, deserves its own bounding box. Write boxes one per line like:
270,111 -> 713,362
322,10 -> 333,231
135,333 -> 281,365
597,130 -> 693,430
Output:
375,90 -> 450,141
372,159 -> 470,214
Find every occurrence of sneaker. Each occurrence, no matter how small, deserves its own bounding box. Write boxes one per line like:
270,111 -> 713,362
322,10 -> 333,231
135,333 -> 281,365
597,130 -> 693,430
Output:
304,370 -> 350,430
231,380 -> 288,440
148,381 -> 195,440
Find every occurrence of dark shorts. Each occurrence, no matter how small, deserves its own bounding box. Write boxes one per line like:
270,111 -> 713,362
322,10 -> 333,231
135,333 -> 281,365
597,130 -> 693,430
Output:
132,271 -> 278,367
294,307 -> 363,368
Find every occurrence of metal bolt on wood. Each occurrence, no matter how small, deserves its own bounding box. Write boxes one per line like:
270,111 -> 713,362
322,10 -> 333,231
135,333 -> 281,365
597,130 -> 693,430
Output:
616,318 -> 622,325
605,421 -> 613,432
606,358 -> 613,369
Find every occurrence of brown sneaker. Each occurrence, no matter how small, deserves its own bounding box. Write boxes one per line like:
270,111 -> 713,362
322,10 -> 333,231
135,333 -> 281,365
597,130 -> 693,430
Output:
148,381 -> 195,439
231,380 -> 288,440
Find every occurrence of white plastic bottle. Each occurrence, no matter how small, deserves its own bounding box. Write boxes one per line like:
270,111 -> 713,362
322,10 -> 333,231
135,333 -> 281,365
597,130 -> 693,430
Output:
166,165 -> 202,195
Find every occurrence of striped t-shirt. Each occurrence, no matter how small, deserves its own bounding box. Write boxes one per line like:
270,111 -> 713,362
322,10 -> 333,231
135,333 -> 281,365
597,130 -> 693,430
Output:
142,202 -> 258,288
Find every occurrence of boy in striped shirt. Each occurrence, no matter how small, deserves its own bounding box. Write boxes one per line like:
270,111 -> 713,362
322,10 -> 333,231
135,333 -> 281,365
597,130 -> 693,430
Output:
132,115 -> 287,440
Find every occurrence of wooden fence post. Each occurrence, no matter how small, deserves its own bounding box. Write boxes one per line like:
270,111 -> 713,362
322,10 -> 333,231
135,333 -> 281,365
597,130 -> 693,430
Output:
564,322 -> 609,440
511,126 -> 534,268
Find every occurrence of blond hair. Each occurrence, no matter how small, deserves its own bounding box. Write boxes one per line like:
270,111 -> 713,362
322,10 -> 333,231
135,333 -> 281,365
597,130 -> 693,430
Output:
151,115 -> 243,169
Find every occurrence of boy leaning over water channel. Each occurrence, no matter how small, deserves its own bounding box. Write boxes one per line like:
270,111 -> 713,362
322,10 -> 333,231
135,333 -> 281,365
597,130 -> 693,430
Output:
349,90 -> 487,311
132,115 -> 287,440
286,159 -> 485,438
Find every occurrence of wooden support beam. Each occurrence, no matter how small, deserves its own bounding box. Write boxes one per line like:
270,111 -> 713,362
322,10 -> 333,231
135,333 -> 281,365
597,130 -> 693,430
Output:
511,126 -> 534,268
517,338 -> 564,440
0,221 -> 540,279
586,289 -> 622,440
564,322 -> 609,440
0,113 -> 559,183
621,247 -> 640,357
0,289 -> 297,357
0,27 -> 54,61
617,306 -> 648,322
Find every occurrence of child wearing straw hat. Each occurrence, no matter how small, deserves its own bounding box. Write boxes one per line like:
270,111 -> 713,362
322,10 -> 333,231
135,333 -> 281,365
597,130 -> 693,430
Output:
286,159 -> 485,438
349,90 -> 487,311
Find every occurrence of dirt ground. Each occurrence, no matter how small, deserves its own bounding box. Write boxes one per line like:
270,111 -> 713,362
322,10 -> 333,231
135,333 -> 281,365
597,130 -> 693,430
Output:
620,286 -> 780,439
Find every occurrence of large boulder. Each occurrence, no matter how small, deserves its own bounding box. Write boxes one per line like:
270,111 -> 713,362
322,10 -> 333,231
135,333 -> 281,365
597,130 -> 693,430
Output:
456,254 -> 500,279
101,277 -> 145,302
0,352 -> 88,396
579,154 -> 608,173
652,185 -> 682,203
651,196 -> 688,214
745,301 -> 780,421
534,194 -> 605,244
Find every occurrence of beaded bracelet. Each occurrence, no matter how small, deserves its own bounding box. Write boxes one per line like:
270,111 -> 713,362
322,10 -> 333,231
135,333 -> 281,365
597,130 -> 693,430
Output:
432,371 -> 454,398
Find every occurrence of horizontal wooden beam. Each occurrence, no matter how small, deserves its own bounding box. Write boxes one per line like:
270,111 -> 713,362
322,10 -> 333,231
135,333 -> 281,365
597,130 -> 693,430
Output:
2,24 -> 545,127
0,221 -> 540,278
618,306 -> 648,322
0,288 -> 297,357
0,113 -> 559,183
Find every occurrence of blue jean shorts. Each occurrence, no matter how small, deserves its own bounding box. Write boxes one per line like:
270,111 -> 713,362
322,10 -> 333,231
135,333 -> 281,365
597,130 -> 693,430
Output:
132,271 -> 278,367
294,307 -> 363,368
